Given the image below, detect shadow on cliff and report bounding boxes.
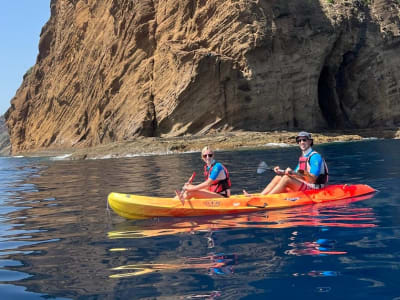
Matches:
[241,0,397,137]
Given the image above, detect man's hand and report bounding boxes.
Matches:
[274,166,285,175]
[284,167,293,175]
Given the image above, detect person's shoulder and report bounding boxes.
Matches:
[310,150,323,160]
[214,161,224,168]
[213,162,227,172]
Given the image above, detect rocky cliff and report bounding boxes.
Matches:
[0,115,10,155]
[5,0,400,154]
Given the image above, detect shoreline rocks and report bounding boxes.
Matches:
[13,128,400,160]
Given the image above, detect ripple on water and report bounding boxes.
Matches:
[0,140,399,299]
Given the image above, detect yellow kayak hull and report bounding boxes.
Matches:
[107,184,376,220]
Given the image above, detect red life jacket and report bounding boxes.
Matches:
[298,151,329,185]
[204,163,232,194]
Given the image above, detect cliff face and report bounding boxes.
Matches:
[0,115,10,155]
[5,0,400,154]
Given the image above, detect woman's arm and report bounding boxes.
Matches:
[184,178,213,191]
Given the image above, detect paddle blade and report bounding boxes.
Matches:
[257,161,269,174]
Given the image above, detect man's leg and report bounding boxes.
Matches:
[268,175,304,194]
[261,175,282,195]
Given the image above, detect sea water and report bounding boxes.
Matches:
[0,139,399,299]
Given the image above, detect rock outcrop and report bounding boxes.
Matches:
[0,115,10,155]
[5,0,400,154]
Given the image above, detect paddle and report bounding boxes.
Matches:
[245,162,305,203]
[257,161,302,176]
[257,161,282,174]
[243,162,282,198]
[176,172,196,205]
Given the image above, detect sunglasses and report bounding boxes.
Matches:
[297,138,308,143]
[202,153,213,158]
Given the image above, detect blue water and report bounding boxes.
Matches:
[0,139,400,299]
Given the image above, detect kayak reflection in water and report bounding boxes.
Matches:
[245,131,329,196]
[207,253,237,275]
[178,146,231,200]
[186,253,237,276]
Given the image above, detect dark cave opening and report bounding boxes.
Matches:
[318,51,356,129]
[318,66,338,128]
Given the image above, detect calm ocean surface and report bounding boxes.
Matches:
[0,139,400,299]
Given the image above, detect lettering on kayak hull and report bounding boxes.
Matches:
[204,200,221,207]
[285,197,300,201]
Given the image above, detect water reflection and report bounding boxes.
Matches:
[108,194,377,240]
[106,194,377,295]
[286,237,347,256]
[183,291,222,299]
[110,253,237,278]
[2,139,400,299]
[293,270,339,277]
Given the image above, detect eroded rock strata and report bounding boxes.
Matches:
[5,0,400,154]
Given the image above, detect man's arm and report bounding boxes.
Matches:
[304,154,323,183]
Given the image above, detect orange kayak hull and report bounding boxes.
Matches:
[107,184,376,220]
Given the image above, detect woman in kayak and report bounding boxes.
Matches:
[179,146,231,199]
[245,131,328,195]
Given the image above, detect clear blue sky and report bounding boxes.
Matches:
[0,1,50,116]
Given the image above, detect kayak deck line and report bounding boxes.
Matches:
[107,184,377,220]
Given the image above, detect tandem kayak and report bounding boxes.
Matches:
[107,184,376,220]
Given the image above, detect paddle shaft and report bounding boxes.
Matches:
[268,167,301,177]
[259,163,309,182]
[176,172,196,204]
[258,162,299,176]
[187,172,196,185]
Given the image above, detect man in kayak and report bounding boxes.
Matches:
[178,146,231,200]
[249,131,328,195]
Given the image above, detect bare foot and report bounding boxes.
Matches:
[243,190,252,197]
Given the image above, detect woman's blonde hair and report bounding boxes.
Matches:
[201,146,214,157]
